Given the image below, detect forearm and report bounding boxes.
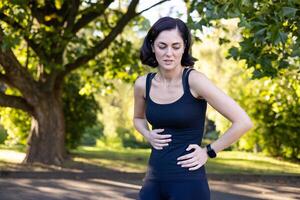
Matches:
[210,120,253,153]
[133,117,151,139]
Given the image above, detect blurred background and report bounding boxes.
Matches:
[0,0,299,199]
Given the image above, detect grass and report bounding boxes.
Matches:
[69,146,150,172]
[1,145,300,175]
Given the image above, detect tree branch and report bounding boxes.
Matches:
[72,0,114,34]
[0,12,47,61]
[63,0,81,32]
[136,0,170,15]
[0,73,13,87]
[0,92,33,114]
[0,29,38,97]
[0,74,14,87]
[0,12,24,30]
[60,0,139,79]
[29,0,61,27]
[57,0,169,82]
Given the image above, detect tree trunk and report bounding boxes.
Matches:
[23,91,66,165]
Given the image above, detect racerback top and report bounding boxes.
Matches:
[144,67,208,180]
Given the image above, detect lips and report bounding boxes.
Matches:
[163,60,173,63]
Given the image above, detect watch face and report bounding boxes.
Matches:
[208,150,217,158]
[207,144,217,158]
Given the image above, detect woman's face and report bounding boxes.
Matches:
[152,28,185,70]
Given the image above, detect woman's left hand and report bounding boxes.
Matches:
[177,144,208,171]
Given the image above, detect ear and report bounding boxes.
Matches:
[151,44,155,53]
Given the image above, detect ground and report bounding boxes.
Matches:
[0,166,299,200]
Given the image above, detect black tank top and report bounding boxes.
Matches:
[145,67,208,180]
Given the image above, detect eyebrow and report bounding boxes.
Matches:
[157,42,182,45]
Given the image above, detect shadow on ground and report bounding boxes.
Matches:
[1,157,300,200]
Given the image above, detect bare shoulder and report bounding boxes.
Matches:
[134,74,147,89]
[134,74,148,98]
[189,68,211,88]
[188,68,216,98]
[189,68,208,81]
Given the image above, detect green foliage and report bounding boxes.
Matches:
[116,127,150,148]
[78,17,148,96]
[80,123,104,146]
[0,125,7,144]
[0,72,101,149]
[0,108,30,146]
[242,70,300,159]
[193,19,300,160]
[63,73,100,150]
[188,0,300,78]
[69,147,300,175]
[96,79,149,149]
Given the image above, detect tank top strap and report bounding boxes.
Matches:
[145,72,156,100]
[182,67,194,93]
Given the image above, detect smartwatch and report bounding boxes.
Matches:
[206,144,217,158]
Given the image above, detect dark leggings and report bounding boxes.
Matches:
[138,179,210,200]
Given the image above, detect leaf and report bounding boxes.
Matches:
[291,49,300,57]
[279,60,289,69]
[278,31,288,43]
[219,37,230,45]
[228,47,239,59]
[255,27,266,36]
[252,69,263,79]
[238,17,251,28]
[281,7,298,18]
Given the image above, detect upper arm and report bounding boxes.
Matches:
[133,75,147,119]
[189,70,252,124]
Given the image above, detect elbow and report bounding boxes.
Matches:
[133,118,137,128]
[244,117,253,131]
[234,117,253,132]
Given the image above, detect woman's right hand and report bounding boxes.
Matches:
[145,129,172,150]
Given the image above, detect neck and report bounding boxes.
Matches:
[156,67,184,84]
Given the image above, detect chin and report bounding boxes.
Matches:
[159,64,180,71]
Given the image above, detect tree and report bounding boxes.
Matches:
[63,73,99,150]
[187,0,300,78]
[0,72,100,150]
[0,0,168,165]
[191,16,300,160]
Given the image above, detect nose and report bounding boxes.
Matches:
[166,47,173,56]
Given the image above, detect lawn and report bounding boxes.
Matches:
[0,145,300,175]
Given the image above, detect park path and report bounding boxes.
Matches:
[0,177,299,200]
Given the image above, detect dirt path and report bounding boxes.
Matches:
[1,177,299,200]
[1,160,299,200]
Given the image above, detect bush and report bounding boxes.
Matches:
[0,125,7,144]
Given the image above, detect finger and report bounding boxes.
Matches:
[177,157,197,165]
[154,138,172,144]
[186,144,199,151]
[177,152,195,161]
[153,128,165,133]
[181,161,199,168]
[189,163,203,171]
[154,142,169,147]
[153,146,163,150]
[156,134,172,139]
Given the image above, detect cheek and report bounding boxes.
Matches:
[174,50,184,58]
[154,49,165,58]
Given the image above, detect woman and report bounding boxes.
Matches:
[133,17,253,200]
